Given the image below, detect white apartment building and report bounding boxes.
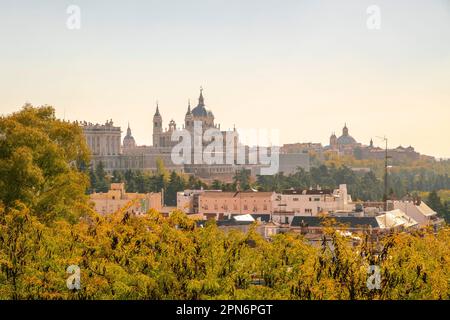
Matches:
[273,184,355,217]
[392,200,444,228]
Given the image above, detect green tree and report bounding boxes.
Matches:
[211,180,222,190]
[0,105,90,223]
[94,161,109,193]
[427,191,446,218]
[233,169,251,191]
[111,170,124,183]
[166,171,186,206]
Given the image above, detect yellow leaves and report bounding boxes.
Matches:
[375,230,450,299]
[1,198,450,299]
[0,105,91,224]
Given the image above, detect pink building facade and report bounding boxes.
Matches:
[198,191,276,219]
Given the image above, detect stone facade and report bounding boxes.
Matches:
[82,120,121,156]
[81,120,183,173]
[80,89,280,179]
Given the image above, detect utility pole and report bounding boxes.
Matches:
[384,137,388,212]
[377,136,389,216]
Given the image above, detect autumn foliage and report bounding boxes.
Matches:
[0,106,449,300]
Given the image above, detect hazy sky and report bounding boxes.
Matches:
[0,0,449,158]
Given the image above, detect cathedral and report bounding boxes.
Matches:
[80,88,310,181]
[328,124,362,155]
[81,88,240,181]
[151,88,222,150]
[325,124,420,161]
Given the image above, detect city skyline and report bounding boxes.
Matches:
[73,89,434,157]
[0,0,449,158]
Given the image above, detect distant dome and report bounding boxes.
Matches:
[336,123,357,145]
[123,135,136,148]
[123,124,136,148]
[192,104,209,117]
[192,88,214,118]
[337,135,356,145]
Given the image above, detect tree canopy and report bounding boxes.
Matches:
[0,105,90,223]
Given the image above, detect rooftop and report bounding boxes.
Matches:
[200,191,275,198]
[281,189,333,195]
[291,216,379,228]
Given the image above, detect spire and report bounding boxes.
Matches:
[126,122,132,137]
[186,99,191,115]
[343,123,349,136]
[198,86,204,106]
[154,101,160,117]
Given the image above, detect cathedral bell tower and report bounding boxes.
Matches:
[184,99,194,131]
[153,103,162,147]
[330,132,337,149]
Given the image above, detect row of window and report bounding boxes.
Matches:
[92,159,144,169]
[203,204,268,211]
[87,135,121,155]
[290,197,322,202]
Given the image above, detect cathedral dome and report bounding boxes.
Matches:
[192,104,208,117]
[123,124,136,148]
[336,123,357,145]
[192,87,213,118]
[337,135,356,145]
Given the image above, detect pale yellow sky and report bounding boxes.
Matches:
[0,0,449,158]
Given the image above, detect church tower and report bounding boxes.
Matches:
[153,103,162,147]
[330,132,337,149]
[184,99,194,131]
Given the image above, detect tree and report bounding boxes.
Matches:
[88,168,97,194]
[94,161,109,193]
[156,157,169,181]
[0,105,90,223]
[124,170,137,192]
[211,180,222,190]
[166,171,185,206]
[427,191,446,218]
[233,169,251,191]
[111,170,124,183]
